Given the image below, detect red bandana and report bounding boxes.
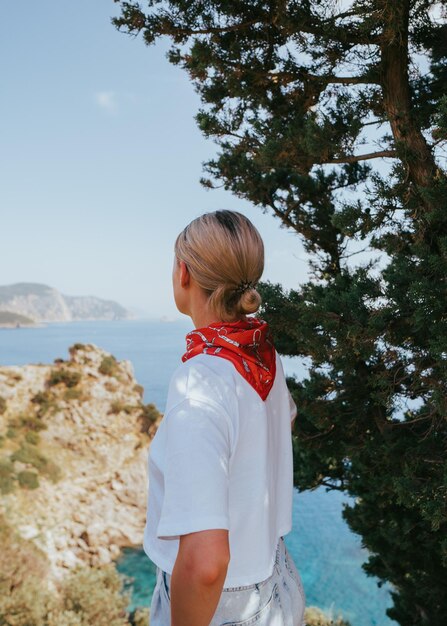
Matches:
[182,316,276,401]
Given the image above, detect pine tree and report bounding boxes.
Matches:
[113,2,447,624]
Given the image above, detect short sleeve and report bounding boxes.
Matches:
[157,397,232,539]
[288,388,297,422]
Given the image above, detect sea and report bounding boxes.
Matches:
[0,319,396,626]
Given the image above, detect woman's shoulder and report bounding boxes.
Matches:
[167,354,238,416]
[171,353,238,382]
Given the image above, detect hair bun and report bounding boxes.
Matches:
[238,286,261,315]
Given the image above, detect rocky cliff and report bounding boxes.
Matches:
[0,282,134,323]
[0,343,160,583]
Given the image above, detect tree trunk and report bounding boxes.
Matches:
[380,0,437,195]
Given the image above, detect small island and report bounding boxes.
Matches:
[0,311,39,329]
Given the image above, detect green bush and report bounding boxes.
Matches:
[55,564,131,626]
[99,355,120,377]
[69,343,87,354]
[31,390,52,404]
[0,458,16,494]
[11,442,48,470]
[17,470,39,489]
[0,514,50,625]
[109,401,135,415]
[0,396,7,415]
[22,414,48,431]
[0,576,49,625]
[25,430,41,444]
[129,607,150,626]
[133,384,144,397]
[0,435,4,448]
[10,443,62,483]
[48,369,81,388]
[6,427,17,439]
[9,414,48,432]
[31,390,59,417]
[137,403,161,435]
[40,458,62,483]
[63,387,83,401]
[304,606,351,626]
[0,515,133,626]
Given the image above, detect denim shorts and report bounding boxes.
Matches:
[149,536,306,625]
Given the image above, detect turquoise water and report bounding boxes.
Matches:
[0,319,395,626]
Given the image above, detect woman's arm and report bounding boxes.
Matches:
[170,528,231,626]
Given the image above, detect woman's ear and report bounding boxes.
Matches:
[179,260,190,288]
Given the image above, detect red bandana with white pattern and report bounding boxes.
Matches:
[182,316,276,401]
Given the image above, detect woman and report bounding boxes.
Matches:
[143,210,306,626]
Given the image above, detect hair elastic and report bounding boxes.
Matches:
[235,280,256,295]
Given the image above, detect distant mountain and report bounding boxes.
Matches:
[0,283,134,323]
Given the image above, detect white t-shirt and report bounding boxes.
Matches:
[143,349,297,587]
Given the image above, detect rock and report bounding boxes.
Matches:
[53,534,68,550]
[18,524,40,540]
[109,543,121,558]
[95,545,112,566]
[0,343,159,584]
[76,537,90,552]
[79,530,90,546]
[60,549,81,568]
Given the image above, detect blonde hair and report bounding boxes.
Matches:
[174,210,264,322]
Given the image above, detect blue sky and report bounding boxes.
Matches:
[1,0,308,319]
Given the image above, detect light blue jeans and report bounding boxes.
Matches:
[149,536,306,625]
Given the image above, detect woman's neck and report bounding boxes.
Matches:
[190,309,246,330]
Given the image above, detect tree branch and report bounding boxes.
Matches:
[289,17,380,46]
[326,150,396,164]
[148,12,378,46]
[270,71,380,86]
[320,479,346,491]
[163,18,260,37]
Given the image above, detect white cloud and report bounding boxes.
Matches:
[94,91,118,113]
[93,91,143,113]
